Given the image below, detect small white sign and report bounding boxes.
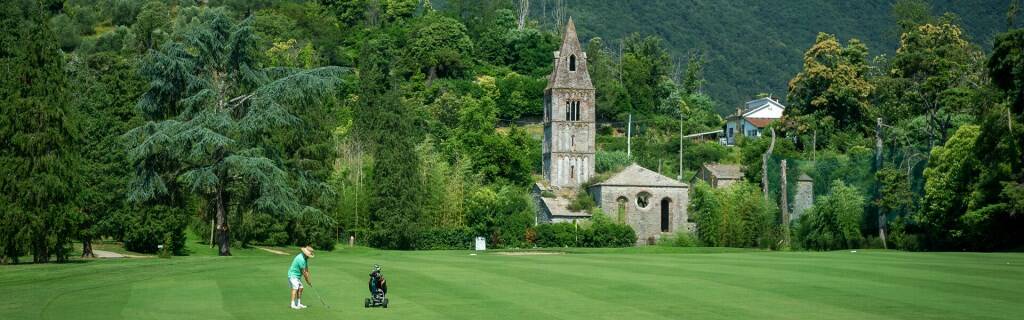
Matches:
[474,237,486,251]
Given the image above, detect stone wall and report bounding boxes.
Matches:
[793,180,813,220]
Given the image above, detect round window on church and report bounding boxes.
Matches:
[636,192,651,209]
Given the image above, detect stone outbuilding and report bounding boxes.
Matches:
[533,182,592,223]
[792,173,814,220]
[589,164,692,245]
[693,163,743,188]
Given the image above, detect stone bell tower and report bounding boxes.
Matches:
[542,17,595,188]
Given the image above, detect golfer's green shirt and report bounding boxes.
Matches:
[288,253,307,278]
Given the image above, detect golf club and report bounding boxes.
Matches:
[310,285,331,309]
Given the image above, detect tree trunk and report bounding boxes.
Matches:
[780,160,789,249]
[762,128,776,200]
[876,117,887,249]
[216,185,231,256]
[81,238,95,258]
[426,66,437,88]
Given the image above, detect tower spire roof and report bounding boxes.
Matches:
[546,16,593,90]
[564,17,577,42]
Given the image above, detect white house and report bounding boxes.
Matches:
[723,97,785,145]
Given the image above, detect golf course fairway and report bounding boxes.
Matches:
[2,246,1022,319]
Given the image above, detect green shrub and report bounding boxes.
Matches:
[888,217,921,251]
[797,180,866,250]
[289,216,337,251]
[466,186,535,248]
[123,205,187,255]
[596,150,631,173]
[236,211,280,247]
[417,226,474,249]
[346,228,370,246]
[533,223,576,247]
[689,181,720,246]
[690,181,778,248]
[567,191,596,212]
[534,211,636,248]
[269,231,290,247]
[658,230,698,247]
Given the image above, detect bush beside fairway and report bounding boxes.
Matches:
[1,247,1022,319]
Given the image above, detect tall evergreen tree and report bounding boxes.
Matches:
[354,33,427,249]
[68,52,145,258]
[0,0,81,263]
[124,7,348,256]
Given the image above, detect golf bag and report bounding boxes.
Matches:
[365,268,388,308]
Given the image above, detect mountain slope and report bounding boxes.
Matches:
[558,0,1005,112]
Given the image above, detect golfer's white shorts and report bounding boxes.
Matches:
[288,277,303,290]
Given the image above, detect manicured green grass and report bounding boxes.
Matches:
[2,247,1022,319]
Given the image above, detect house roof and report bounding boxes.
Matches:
[703,163,743,180]
[743,97,786,114]
[540,196,592,217]
[745,118,776,128]
[591,164,688,188]
[725,98,786,121]
[798,173,813,182]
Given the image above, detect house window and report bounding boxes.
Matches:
[727,127,733,137]
[569,54,576,71]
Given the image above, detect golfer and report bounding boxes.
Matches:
[287,246,315,310]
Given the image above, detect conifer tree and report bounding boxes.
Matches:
[0,0,81,263]
[356,34,425,249]
[124,7,348,256]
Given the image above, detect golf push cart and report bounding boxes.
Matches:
[364,264,388,308]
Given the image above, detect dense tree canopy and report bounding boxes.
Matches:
[2,0,1022,261]
[787,33,875,139]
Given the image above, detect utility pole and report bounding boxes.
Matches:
[876,117,888,249]
[679,113,684,180]
[811,128,817,161]
[627,113,632,158]
[780,159,790,248]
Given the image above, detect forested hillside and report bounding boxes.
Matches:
[548,0,1007,111]
[3,0,1023,264]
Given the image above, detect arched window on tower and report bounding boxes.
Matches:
[569,54,576,71]
[574,101,581,120]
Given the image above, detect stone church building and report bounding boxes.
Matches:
[535,18,692,245]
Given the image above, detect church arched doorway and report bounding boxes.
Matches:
[660,198,671,232]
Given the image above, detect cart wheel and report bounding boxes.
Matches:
[364,298,370,308]
[382,298,389,308]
